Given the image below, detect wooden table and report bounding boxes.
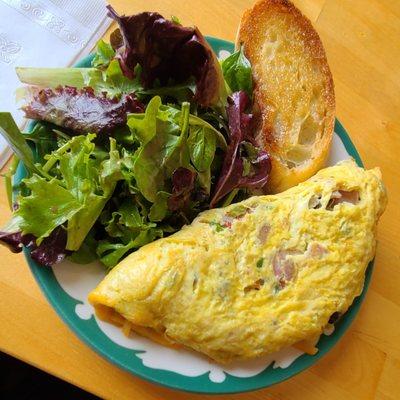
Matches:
[1,0,399,399]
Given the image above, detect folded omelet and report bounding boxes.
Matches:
[89,160,386,363]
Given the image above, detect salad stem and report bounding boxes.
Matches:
[4,155,19,210]
[180,102,191,138]
[178,102,191,165]
[222,188,239,207]
[42,141,71,173]
[109,137,117,152]
[53,129,71,141]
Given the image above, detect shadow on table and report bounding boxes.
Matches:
[0,352,99,399]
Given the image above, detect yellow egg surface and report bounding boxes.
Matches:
[89,160,387,364]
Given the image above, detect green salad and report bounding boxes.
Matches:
[0,6,271,268]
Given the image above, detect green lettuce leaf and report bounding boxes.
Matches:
[97,197,164,268]
[102,60,141,97]
[91,39,115,68]
[104,201,149,240]
[16,67,100,89]
[16,174,83,242]
[137,80,196,104]
[56,135,119,250]
[68,230,98,264]
[128,97,184,202]
[127,96,161,145]
[149,191,170,222]
[197,168,212,194]
[10,134,121,251]
[127,97,227,202]
[16,60,141,98]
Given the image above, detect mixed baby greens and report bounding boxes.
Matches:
[0,6,271,268]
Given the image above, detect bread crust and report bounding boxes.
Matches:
[237,0,335,193]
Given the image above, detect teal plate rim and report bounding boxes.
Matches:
[15,37,371,394]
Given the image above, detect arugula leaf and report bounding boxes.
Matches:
[97,228,161,268]
[187,125,216,172]
[92,39,115,68]
[117,200,147,228]
[0,112,39,174]
[221,47,253,97]
[116,203,144,229]
[104,201,148,241]
[97,198,163,269]
[97,240,135,268]
[133,132,180,202]
[188,114,227,151]
[164,101,191,171]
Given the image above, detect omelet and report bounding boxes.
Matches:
[89,160,387,364]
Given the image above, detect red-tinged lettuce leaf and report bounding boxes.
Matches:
[0,227,69,267]
[0,230,27,253]
[240,150,271,189]
[106,6,225,107]
[210,91,271,207]
[168,167,196,211]
[30,226,70,266]
[22,86,144,134]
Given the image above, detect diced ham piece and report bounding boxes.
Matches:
[307,243,328,258]
[258,224,271,244]
[244,278,265,293]
[273,250,298,288]
[222,215,233,228]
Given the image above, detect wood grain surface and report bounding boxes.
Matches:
[0,1,399,399]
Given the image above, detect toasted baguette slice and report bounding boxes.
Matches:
[237,0,335,193]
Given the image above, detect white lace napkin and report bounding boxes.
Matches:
[0,0,112,168]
